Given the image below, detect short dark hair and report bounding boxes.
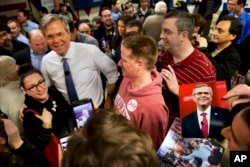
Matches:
[237,0,246,6]
[100,7,111,17]
[0,24,10,33]
[18,9,29,18]
[68,20,75,32]
[216,15,242,43]
[126,19,144,33]
[39,6,48,14]
[164,11,194,40]
[18,63,44,89]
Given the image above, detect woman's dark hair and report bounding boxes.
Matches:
[18,63,44,89]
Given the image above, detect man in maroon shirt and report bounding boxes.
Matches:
[159,11,216,131]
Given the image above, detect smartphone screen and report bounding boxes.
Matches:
[102,39,107,48]
[72,98,94,129]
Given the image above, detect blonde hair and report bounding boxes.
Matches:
[0,56,17,87]
[62,109,157,167]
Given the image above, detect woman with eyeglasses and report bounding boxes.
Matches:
[18,64,76,154]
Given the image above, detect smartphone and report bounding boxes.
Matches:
[71,98,94,129]
[102,38,107,48]
[60,136,70,152]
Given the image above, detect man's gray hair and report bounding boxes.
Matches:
[155,1,167,14]
[40,14,70,32]
[192,83,213,96]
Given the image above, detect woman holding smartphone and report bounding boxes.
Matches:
[18,64,76,151]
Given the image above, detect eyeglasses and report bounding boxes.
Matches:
[26,79,46,92]
[45,32,66,41]
[194,92,210,96]
[0,31,8,38]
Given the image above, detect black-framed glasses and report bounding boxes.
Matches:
[26,79,46,92]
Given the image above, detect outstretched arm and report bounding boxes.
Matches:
[2,118,51,167]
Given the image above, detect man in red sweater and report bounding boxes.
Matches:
[160,11,216,131]
[114,34,169,150]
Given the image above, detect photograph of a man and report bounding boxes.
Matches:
[181,83,229,139]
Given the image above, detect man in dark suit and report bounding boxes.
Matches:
[181,83,230,139]
[13,29,50,70]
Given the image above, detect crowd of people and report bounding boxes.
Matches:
[1,0,250,166]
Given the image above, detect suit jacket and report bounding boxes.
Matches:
[13,47,51,66]
[181,107,229,139]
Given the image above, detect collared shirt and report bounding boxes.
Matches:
[23,20,38,33]
[111,11,121,21]
[41,42,119,106]
[30,49,47,70]
[229,10,250,44]
[15,33,29,45]
[197,105,211,132]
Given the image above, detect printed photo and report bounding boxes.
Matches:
[179,81,230,139]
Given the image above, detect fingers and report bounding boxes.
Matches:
[231,98,250,108]
[223,84,249,100]
[161,66,177,83]
[35,108,52,125]
[2,119,23,149]
[19,104,27,122]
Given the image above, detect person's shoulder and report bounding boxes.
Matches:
[13,46,30,56]
[28,20,38,27]
[182,110,197,120]
[212,106,229,112]
[42,50,58,62]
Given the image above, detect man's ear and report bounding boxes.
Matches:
[230,34,237,41]
[137,59,144,71]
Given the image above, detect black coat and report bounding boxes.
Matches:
[181,107,230,140]
[12,47,51,66]
[0,39,28,56]
[23,87,75,150]
[201,42,241,90]
[0,142,50,167]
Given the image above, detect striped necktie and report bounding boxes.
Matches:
[201,112,209,138]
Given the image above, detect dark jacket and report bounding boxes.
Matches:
[94,22,116,52]
[181,106,230,140]
[201,42,241,90]
[12,47,51,66]
[0,142,50,167]
[236,34,250,75]
[0,39,28,56]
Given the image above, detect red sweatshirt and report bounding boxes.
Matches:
[114,69,169,150]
